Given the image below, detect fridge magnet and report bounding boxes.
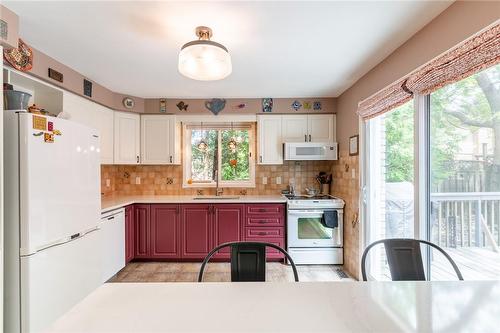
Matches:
[47,121,54,132]
[303,101,312,110]
[233,103,246,110]
[349,135,359,156]
[123,97,135,109]
[291,100,302,111]
[313,101,322,110]
[44,132,54,143]
[3,39,33,72]
[32,131,44,137]
[176,101,188,111]
[53,129,62,136]
[262,98,273,113]
[159,99,167,113]
[32,115,47,131]
[205,98,226,115]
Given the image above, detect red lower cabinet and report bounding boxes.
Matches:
[180,204,212,259]
[134,204,151,258]
[212,205,244,259]
[126,203,286,261]
[150,204,181,259]
[125,205,135,263]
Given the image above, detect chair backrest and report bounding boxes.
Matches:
[198,241,299,282]
[361,238,464,281]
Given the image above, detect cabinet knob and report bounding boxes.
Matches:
[170,156,173,163]
[136,156,140,163]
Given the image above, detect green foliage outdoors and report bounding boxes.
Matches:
[384,64,499,190]
[191,129,250,182]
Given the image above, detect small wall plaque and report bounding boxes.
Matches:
[83,79,92,98]
[159,99,167,113]
[48,68,63,83]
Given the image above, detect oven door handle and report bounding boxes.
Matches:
[288,210,326,215]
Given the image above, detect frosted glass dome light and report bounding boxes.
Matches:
[178,26,232,81]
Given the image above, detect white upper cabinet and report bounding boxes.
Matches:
[63,91,114,164]
[114,111,140,164]
[257,115,283,165]
[281,115,309,142]
[307,114,335,142]
[141,115,180,164]
[282,114,336,142]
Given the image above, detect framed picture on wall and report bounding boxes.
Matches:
[349,135,359,156]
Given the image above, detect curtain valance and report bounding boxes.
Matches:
[358,21,500,120]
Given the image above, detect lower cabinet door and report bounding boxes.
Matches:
[125,205,135,263]
[134,204,151,258]
[245,238,285,259]
[150,204,181,259]
[213,204,244,259]
[181,204,212,259]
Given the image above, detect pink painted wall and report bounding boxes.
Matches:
[335,0,500,153]
[0,5,18,49]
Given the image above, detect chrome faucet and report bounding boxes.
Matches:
[215,170,223,196]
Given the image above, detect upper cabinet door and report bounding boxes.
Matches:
[62,91,114,164]
[307,114,335,142]
[282,115,308,142]
[257,115,283,165]
[114,111,140,164]
[141,115,180,165]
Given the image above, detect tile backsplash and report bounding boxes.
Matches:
[101,161,335,197]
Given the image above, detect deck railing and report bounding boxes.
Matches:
[430,192,500,252]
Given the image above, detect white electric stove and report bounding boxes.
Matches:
[285,194,345,265]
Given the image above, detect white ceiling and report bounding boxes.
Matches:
[4,1,452,98]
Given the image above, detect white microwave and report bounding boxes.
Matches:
[284,142,338,161]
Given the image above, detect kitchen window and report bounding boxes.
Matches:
[183,123,255,188]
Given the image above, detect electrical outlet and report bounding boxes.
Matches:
[105,179,111,187]
[135,176,141,185]
[262,176,268,185]
[351,168,356,179]
[276,176,282,185]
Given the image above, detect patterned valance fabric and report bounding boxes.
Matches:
[358,21,500,120]
[357,78,412,120]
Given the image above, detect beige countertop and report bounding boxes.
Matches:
[101,194,287,212]
[47,280,500,333]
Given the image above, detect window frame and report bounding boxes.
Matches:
[182,123,256,188]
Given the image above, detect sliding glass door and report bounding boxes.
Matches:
[363,64,500,280]
[429,64,500,280]
[364,100,415,280]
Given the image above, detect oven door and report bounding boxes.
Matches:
[287,210,342,247]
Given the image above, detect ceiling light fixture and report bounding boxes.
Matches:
[178,26,232,81]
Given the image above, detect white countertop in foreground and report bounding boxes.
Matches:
[101,195,287,212]
[46,281,500,333]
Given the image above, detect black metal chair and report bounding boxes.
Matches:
[361,238,464,281]
[198,241,299,282]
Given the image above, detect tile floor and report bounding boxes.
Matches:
[110,262,353,283]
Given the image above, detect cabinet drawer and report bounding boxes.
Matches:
[245,237,285,259]
[246,204,284,216]
[245,216,284,227]
[245,227,284,239]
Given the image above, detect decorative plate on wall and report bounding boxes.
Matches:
[205,98,226,115]
[291,100,302,111]
[4,39,33,72]
[313,101,322,110]
[123,97,135,109]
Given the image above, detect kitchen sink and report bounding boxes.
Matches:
[193,196,240,200]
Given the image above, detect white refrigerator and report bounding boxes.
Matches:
[4,111,103,333]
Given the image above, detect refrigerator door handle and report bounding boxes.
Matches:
[20,227,100,256]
